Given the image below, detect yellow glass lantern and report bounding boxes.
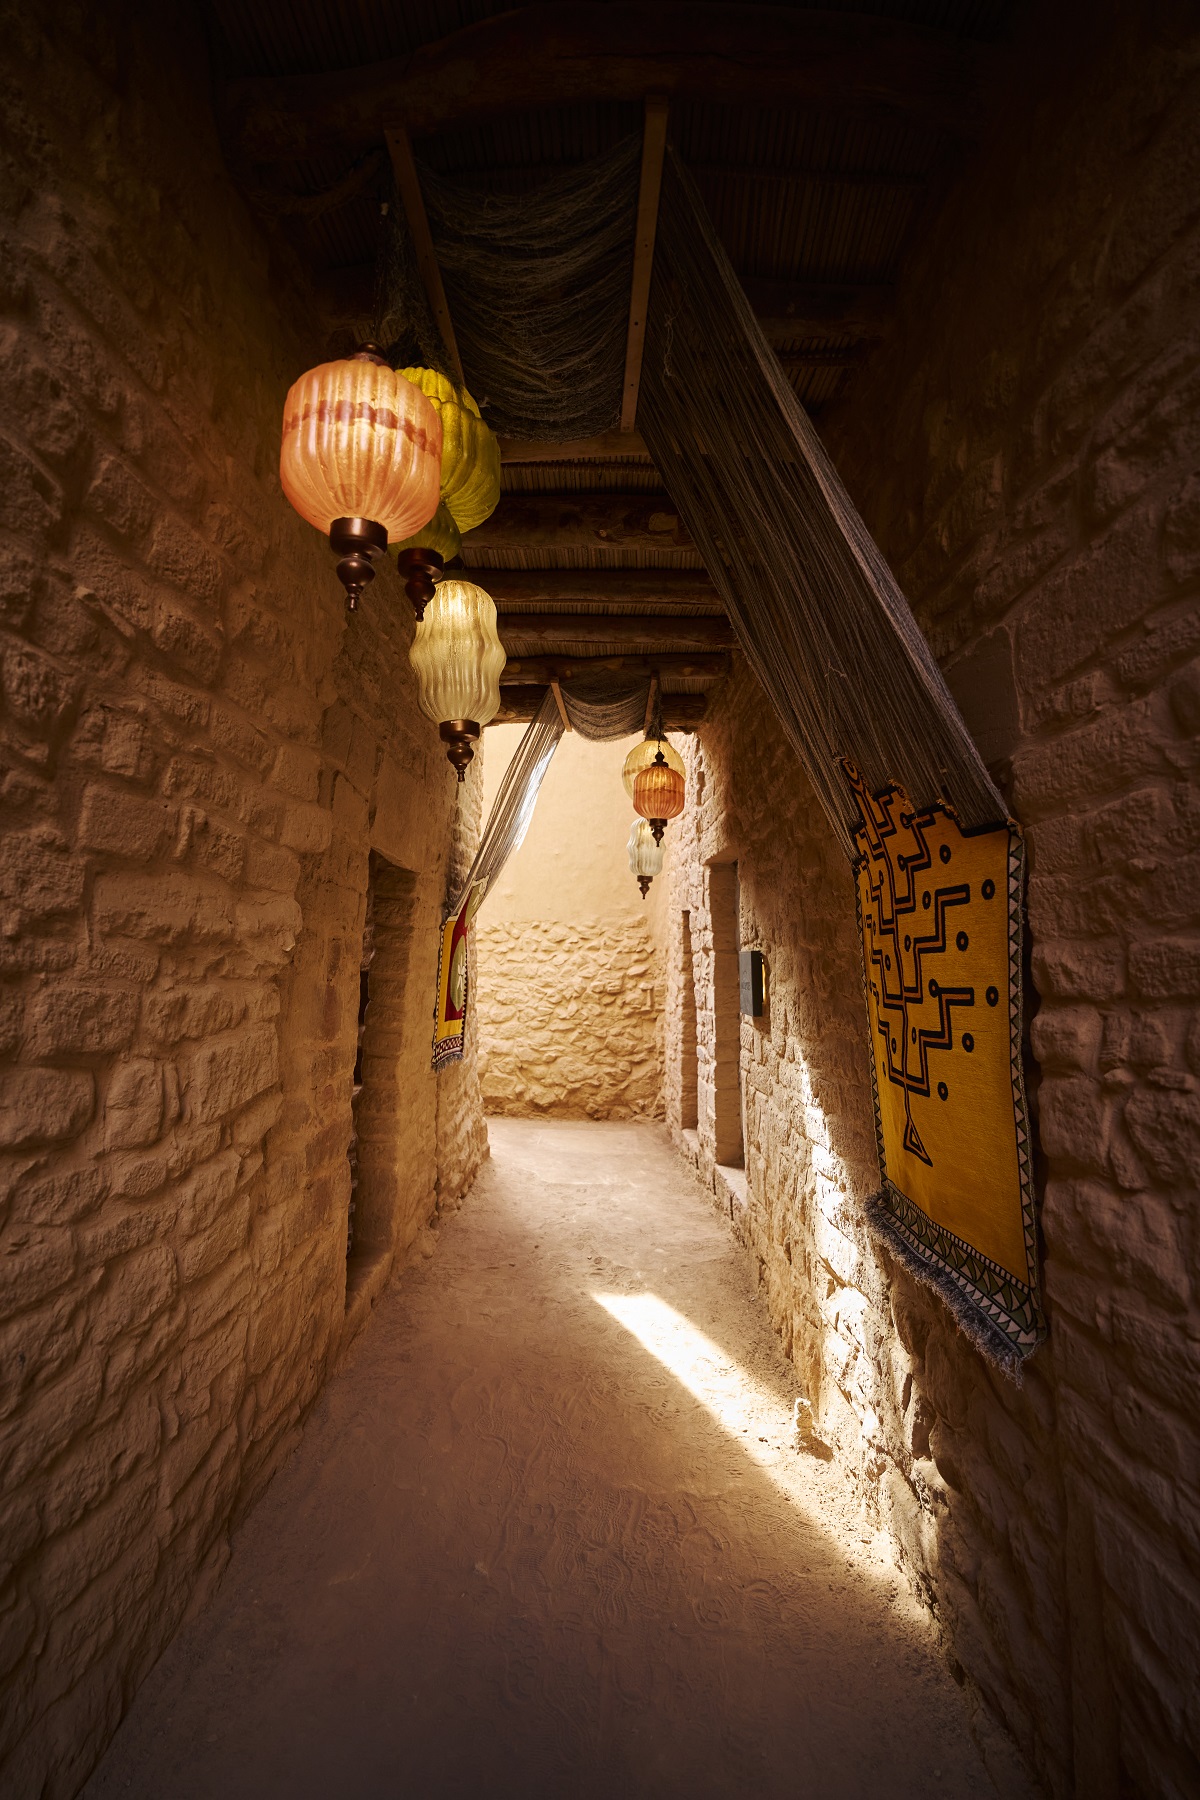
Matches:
[633,748,686,843]
[621,734,685,799]
[280,345,442,612]
[409,578,506,779]
[627,818,664,899]
[400,367,501,533]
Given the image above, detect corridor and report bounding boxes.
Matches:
[84,1123,1033,1800]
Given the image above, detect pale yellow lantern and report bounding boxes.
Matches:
[621,734,685,799]
[280,346,442,612]
[627,818,664,899]
[409,578,506,779]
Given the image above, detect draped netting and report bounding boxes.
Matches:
[559,671,649,741]
[452,682,663,913]
[418,139,640,439]
[639,148,1004,857]
[453,691,563,913]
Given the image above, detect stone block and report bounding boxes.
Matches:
[93,871,235,945]
[183,1025,278,1126]
[76,786,174,859]
[0,1068,93,1147]
[1,644,78,741]
[0,832,85,920]
[103,1061,165,1151]
[26,985,138,1056]
[1129,938,1200,999]
[1123,1084,1200,1186]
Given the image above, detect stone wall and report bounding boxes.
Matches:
[666,4,1200,1795]
[475,726,666,1120]
[0,5,485,1795]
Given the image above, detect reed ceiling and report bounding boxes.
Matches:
[203,0,1016,720]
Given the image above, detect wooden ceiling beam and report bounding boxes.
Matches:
[384,124,463,380]
[225,4,987,165]
[620,96,669,433]
[502,652,729,682]
[498,614,735,650]
[462,495,692,553]
[482,569,721,607]
[492,686,708,728]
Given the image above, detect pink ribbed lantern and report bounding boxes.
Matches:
[280,346,442,612]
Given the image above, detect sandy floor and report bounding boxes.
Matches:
[84,1120,1036,1800]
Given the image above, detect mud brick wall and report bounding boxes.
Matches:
[666,4,1200,1795]
[0,5,485,1795]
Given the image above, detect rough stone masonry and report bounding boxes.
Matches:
[667,4,1200,1796]
[0,5,486,1794]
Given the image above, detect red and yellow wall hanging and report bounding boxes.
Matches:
[432,881,485,1070]
[846,766,1043,1368]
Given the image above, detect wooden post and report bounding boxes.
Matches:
[384,123,464,382]
[620,97,669,433]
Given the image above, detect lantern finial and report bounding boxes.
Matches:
[330,516,388,611]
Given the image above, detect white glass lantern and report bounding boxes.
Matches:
[409,578,506,779]
[627,818,664,899]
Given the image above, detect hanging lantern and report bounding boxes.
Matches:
[409,578,506,780]
[400,367,501,532]
[633,748,686,844]
[280,345,442,613]
[627,819,664,900]
[621,733,685,799]
[392,502,462,620]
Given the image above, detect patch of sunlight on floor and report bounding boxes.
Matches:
[593,1290,903,1592]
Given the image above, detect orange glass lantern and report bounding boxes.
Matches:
[633,748,685,843]
[280,345,442,613]
[621,734,684,799]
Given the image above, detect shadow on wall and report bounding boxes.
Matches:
[474,727,669,1119]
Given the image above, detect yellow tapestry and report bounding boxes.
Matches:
[847,767,1042,1364]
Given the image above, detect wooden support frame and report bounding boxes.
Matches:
[384,124,464,382]
[549,676,572,731]
[621,96,669,433]
[644,673,659,734]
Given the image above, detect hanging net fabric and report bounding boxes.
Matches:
[418,139,640,440]
[640,148,1005,854]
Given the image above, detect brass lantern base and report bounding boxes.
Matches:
[650,818,667,844]
[396,546,444,620]
[439,719,481,782]
[330,516,387,613]
[637,876,652,899]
